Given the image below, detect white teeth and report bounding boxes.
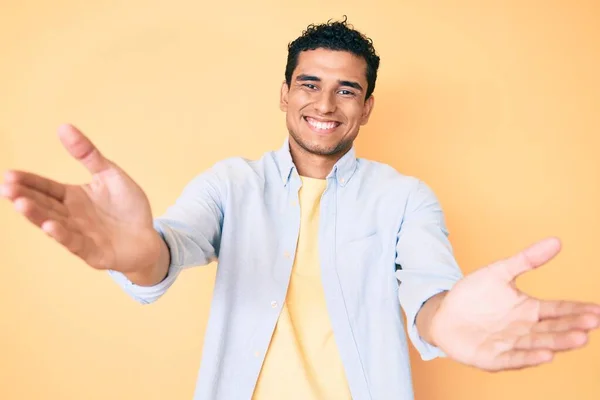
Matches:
[307,118,338,130]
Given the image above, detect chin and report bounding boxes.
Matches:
[293,134,350,157]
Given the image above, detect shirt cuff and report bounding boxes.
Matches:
[107,264,181,305]
[396,274,458,360]
[107,221,182,304]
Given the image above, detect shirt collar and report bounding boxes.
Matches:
[274,137,358,187]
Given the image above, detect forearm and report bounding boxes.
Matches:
[123,234,171,286]
[415,291,447,347]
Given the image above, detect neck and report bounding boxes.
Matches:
[288,137,350,179]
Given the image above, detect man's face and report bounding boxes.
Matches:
[280,48,375,157]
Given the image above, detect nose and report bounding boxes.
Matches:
[314,91,336,114]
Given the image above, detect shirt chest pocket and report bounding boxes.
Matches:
[335,231,398,303]
[336,232,382,277]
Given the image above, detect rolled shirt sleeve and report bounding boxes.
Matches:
[108,166,225,304]
[395,179,464,360]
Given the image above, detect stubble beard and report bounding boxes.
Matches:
[288,128,354,157]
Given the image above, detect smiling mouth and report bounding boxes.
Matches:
[303,116,341,133]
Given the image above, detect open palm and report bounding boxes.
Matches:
[430,238,600,371]
[1,124,161,273]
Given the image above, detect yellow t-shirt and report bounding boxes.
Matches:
[252,176,352,399]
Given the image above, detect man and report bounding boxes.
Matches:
[2,17,599,400]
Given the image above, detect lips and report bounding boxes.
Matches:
[304,116,341,133]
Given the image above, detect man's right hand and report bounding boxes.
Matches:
[1,124,168,285]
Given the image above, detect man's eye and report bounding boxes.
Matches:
[339,90,355,96]
[303,84,317,90]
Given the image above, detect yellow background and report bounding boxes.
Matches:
[1,1,599,399]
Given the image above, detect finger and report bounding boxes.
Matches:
[494,237,562,281]
[533,313,600,333]
[57,124,111,175]
[41,219,102,267]
[513,330,589,351]
[41,219,81,252]
[3,170,66,201]
[494,349,553,371]
[539,300,600,319]
[13,197,67,228]
[1,182,68,217]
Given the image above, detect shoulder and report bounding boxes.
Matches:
[354,158,422,191]
[184,149,286,199]
[207,150,279,182]
[354,157,443,206]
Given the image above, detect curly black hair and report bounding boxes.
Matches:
[285,16,380,100]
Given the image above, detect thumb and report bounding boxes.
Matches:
[495,237,562,281]
[57,124,111,174]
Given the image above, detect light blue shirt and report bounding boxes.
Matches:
[109,139,464,400]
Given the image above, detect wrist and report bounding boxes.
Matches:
[124,233,170,286]
[416,291,447,347]
[124,263,164,286]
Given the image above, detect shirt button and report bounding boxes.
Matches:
[340,177,345,183]
[283,251,291,258]
[271,301,278,308]
[254,351,260,357]
[290,200,297,207]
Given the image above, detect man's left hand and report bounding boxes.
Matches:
[429,237,600,371]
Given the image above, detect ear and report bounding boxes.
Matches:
[360,95,375,125]
[280,81,290,112]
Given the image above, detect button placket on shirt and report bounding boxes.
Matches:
[270,173,300,318]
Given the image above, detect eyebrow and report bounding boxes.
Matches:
[296,74,364,91]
